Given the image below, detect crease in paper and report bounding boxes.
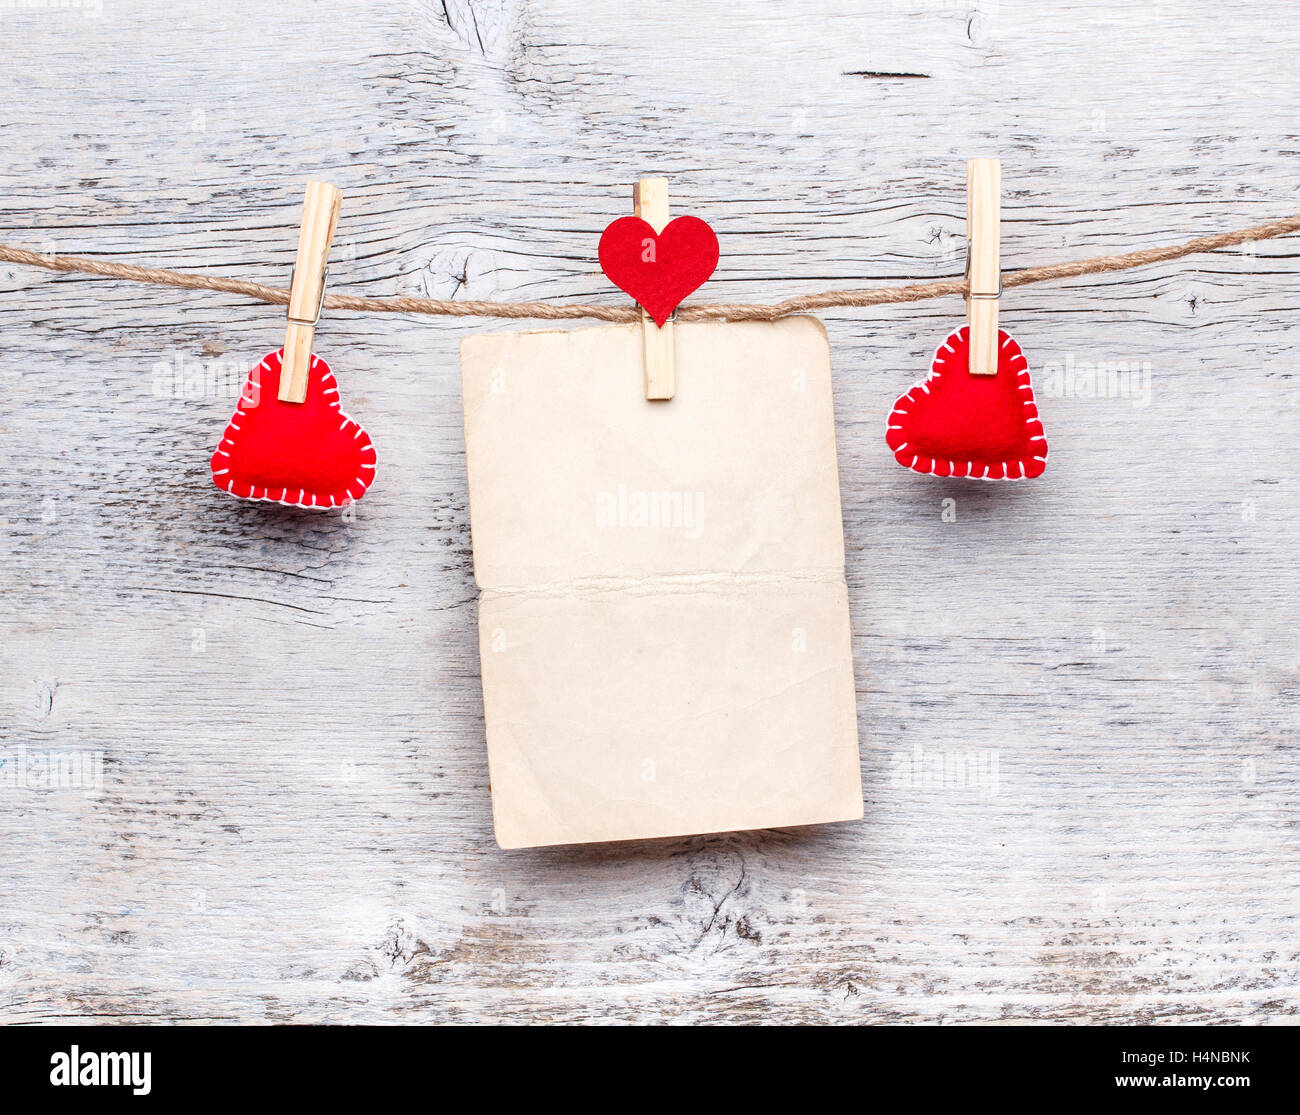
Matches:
[460,317,863,849]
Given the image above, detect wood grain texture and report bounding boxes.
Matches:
[633,176,675,398]
[965,157,1000,374]
[280,182,342,404]
[1,0,1298,1024]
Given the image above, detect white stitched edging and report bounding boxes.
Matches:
[209,349,378,510]
[884,324,1049,481]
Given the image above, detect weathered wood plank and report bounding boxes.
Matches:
[0,0,1297,1024]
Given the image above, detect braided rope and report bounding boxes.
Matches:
[2,213,1298,322]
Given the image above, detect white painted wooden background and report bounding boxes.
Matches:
[1,0,1297,1024]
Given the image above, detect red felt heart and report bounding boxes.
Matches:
[210,349,376,508]
[885,326,1048,480]
[598,215,719,325]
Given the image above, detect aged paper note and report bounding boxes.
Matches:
[460,317,861,848]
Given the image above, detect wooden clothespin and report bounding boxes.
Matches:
[279,181,342,403]
[634,177,675,400]
[965,158,1001,376]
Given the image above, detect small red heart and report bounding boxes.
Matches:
[885,326,1048,480]
[210,349,377,508]
[598,215,719,325]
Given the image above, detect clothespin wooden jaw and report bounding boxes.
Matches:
[279,181,342,403]
[965,158,1001,376]
[634,177,675,401]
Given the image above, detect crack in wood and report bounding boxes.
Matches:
[844,70,931,79]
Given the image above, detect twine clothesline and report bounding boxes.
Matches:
[1,213,1299,323]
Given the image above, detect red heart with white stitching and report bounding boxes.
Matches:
[598,215,719,325]
[885,325,1048,480]
[210,349,376,508]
